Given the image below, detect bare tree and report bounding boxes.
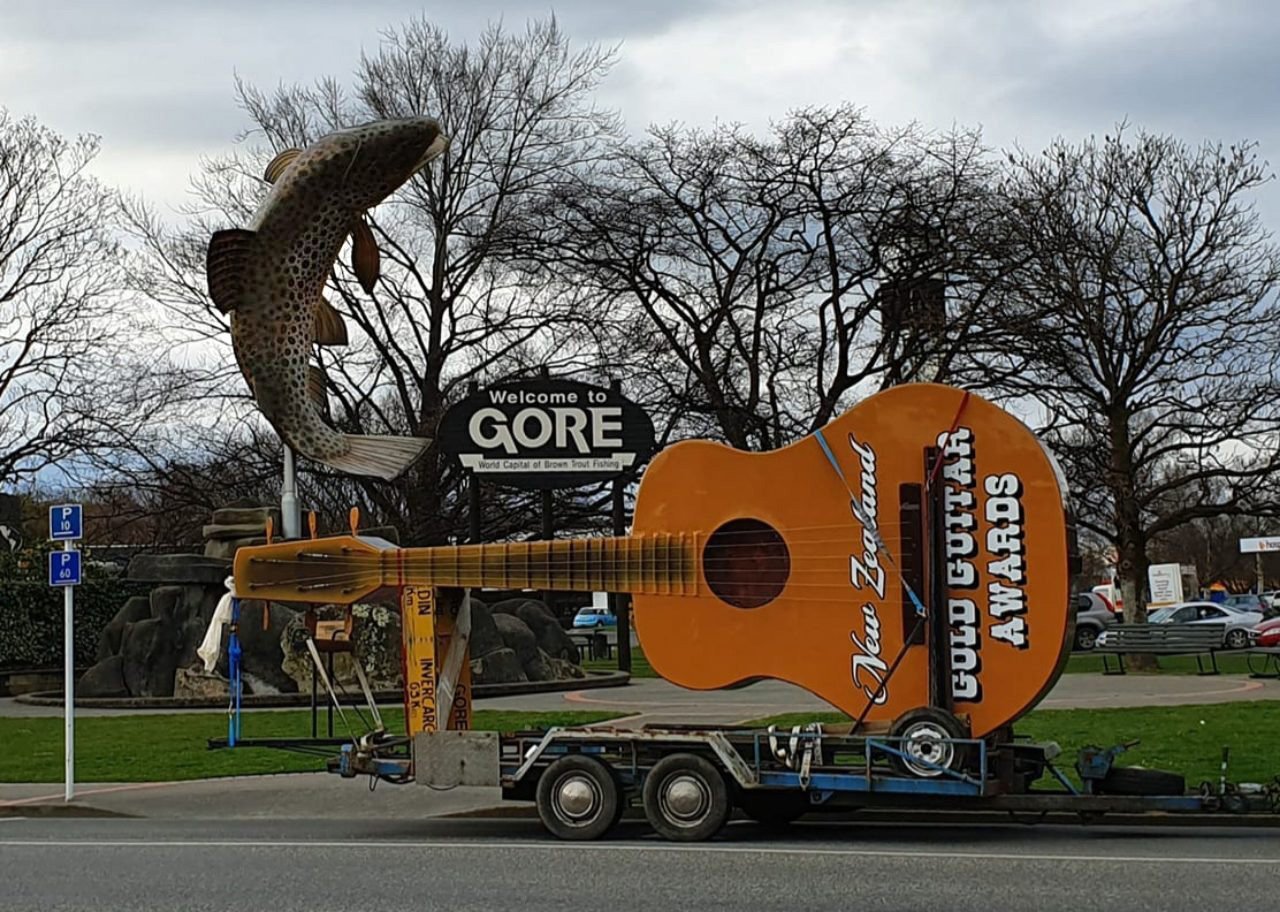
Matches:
[0,110,167,489]
[986,128,1280,629]
[123,17,621,544]
[529,107,1004,451]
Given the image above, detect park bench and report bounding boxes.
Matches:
[567,630,612,662]
[1093,623,1227,675]
[1246,647,1280,679]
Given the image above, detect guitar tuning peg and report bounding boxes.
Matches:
[265,516,274,546]
[348,506,360,536]
[308,511,318,540]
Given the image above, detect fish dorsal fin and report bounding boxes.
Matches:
[206,229,257,314]
[263,148,302,184]
[350,216,381,294]
[307,364,331,419]
[313,296,349,347]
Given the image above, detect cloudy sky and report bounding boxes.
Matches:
[3,0,1280,218]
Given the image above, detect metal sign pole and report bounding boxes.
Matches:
[49,503,83,804]
[63,538,74,802]
[282,444,301,540]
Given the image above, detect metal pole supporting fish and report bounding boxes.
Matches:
[281,444,300,540]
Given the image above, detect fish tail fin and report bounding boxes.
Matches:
[324,434,431,481]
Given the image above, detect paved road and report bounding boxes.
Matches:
[0,817,1275,911]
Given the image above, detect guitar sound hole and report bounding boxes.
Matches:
[702,518,790,609]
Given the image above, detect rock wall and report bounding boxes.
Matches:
[77,505,586,698]
[78,552,299,699]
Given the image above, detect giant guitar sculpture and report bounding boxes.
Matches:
[235,383,1072,738]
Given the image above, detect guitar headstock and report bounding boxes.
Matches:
[232,534,391,605]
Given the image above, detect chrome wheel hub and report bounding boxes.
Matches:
[661,774,710,823]
[900,722,955,778]
[554,774,600,822]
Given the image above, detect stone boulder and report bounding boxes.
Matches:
[492,613,539,666]
[470,647,526,684]
[467,598,503,660]
[126,553,231,585]
[350,602,402,690]
[547,656,587,680]
[174,666,229,700]
[491,598,578,662]
[96,596,152,663]
[215,601,298,694]
[78,655,128,698]
[121,617,179,697]
[280,603,403,693]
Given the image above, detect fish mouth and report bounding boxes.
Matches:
[412,134,449,173]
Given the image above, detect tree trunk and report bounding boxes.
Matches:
[1110,406,1158,670]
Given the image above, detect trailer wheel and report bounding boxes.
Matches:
[535,755,620,841]
[643,753,731,842]
[1097,766,1186,796]
[738,791,808,829]
[888,708,970,778]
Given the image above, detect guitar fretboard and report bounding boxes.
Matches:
[387,533,699,595]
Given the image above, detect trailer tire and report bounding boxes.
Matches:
[888,708,971,778]
[1097,766,1186,796]
[536,755,620,841]
[643,753,731,842]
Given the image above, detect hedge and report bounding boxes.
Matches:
[0,545,151,670]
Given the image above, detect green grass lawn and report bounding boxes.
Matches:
[0,708,619,784]
[585,645,1256,679]
[747,701,1280,786]
[584,644,657,678]
[1063,651,1261,674]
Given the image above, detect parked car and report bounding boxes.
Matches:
[1072,592,1117,650]
[572,606,617,629]
[1250,616,1280,648]
[1221,593,1276,618]
[1144,601,1261,649]
[1261,590,1280,612]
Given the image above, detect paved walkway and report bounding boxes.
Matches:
[0,774,504,818]
[4,670,1278,724]
[4,672,1277,819]
[479,672,1280,727]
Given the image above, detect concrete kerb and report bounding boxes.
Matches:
[14,669,630,710]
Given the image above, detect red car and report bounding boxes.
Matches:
[1251,616,1280,647]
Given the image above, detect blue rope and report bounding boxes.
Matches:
[228,597,242,747]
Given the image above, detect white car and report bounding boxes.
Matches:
[1096,601,1262,650]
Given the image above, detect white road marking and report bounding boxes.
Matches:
[0,839,1275,865]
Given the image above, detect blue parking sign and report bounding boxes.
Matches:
[49,504,83,541]
[49,550,81,586]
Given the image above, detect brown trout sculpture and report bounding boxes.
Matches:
[206,117,447,480]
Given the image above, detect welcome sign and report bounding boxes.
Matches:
[437,379,657,490]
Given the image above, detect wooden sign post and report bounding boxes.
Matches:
[401,586,471,739]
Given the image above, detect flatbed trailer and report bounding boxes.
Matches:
[315,721,1280,841]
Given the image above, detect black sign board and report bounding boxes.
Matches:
[437,380,657,490]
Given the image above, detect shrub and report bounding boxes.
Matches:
[0,543,149,670]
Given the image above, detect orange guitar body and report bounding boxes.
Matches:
[630,383,1072,737]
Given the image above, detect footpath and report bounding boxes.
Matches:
[3,673,1278,819]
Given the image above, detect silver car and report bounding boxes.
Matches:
[1072,592,1117,650]
[1147,601,1261,650]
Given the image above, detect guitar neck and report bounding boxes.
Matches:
[388,534,698,595]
